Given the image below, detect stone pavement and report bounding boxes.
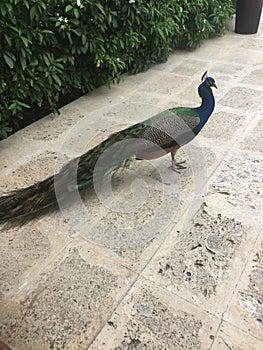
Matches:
[0,18,263,350]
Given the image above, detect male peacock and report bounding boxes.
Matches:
[0,72,217,223]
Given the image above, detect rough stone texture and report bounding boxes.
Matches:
[238,242,263,326]
[222,232,263,341]
[0,226,50,298]
[242,67,263,87]
[0,252,123,350]
[21,112,86,141]
[220,46,263,66]
[114,291,203,350]
[1,16,263,350]
[141,72,190,96]
[200,111,244,141]
[209,152,263,213]
[221,86,263,112]
[210,62,246,77]
[89,279,219,350]
[79,160,181,248]
[157,204,245,298]
[0,151,58,192]
[172,58,209,76]
[240,116,263,152]
[211,321,263,350]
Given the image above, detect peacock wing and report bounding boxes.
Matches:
[139,107,200,150]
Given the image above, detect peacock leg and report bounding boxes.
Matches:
[170,149,186,172]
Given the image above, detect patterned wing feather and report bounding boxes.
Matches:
[138,107,200,150]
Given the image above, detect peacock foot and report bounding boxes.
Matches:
[169,160,187,173]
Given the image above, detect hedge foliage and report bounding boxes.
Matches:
[0,0,234,139]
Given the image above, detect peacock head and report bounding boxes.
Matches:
[201,71,217,89]
[198,71,217,98]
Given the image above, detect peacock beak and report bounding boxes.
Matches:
[213,83,218,89]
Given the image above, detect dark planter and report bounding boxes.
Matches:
[235,0,263,34]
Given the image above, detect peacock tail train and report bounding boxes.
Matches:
[0,125,143,224]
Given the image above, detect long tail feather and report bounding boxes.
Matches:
[0,176,56,223]
[0,128,138,224]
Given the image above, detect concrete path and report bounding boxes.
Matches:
[0,18,263,350]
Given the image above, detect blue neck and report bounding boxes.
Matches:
[194,82,215,134]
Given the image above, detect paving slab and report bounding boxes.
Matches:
[211,321,263,350]
[0,238,136,350]
[89,278,220,350]
[142,202,259,317]
[224,233,263,340]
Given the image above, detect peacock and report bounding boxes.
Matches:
[0,72,217,223]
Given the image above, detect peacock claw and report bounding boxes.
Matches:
[169,165,181,173]
[170,160,187,173]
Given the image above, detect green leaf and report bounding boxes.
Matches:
[81,33,87,45]
[40,2,47,10]
[43,54,50,66]
[17,101,30,108]
[21,36,29,47]
[82,42,89,53]
[3,54,14,68]
[23,0,29,10]
[55,63,64,69]
[156,27,165,41]
[9,25,20,34]
[30,7,36,21]
[119,39,124,49]
[73,8,80,18]
[66,32,73,45]
[71,29,81,37]
[42,30,54,35]
[4,34,12,46]
[65,5,73,12]
[53,74,62,86]
[0,5,7,16]
[39,33,43,43]
[8,102,17,110]
[7,51,16,61]
[0,125,12,139]
[20,56,26,70]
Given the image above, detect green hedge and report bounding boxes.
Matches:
[0,0,234,139]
